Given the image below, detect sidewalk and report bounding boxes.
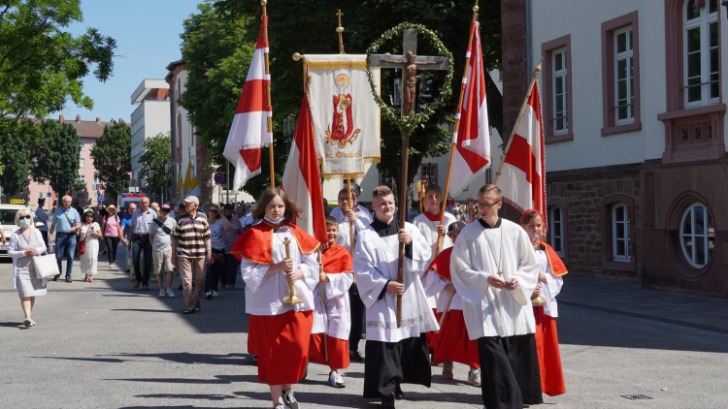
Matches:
[558,275,728,334]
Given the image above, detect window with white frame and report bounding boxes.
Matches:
[552,48,568,135]
[614,26,634,123]
[683,0,719,106]
[79,141,84,151]
[549,206,565,255]
[611,204,631,261]
[680,203,715,268]
[79,158,85,168]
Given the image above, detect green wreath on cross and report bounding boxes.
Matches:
[366,22,454,135]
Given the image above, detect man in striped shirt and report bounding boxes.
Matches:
[172,196,212,314]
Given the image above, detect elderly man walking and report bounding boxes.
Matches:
[172,196,211,314]
[49,195,81,283]
[129,197,157,289]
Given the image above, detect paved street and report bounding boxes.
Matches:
[1,248,727,409]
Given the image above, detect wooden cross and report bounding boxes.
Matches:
[368,27,450,327]
[336,9,345,54]
[369,29,449,117]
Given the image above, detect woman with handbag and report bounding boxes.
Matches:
[7,208,47,328]
[80,210,103,283]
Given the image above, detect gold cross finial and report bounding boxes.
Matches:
[336,9,345,54]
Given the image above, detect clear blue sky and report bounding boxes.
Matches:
[59,1,203,122]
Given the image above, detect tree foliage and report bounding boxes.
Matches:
[31,120,83,198]
[182,0,501,197]
[0,119,41,195]
[90,123,131,200]
[0,0,117,119]
[139,133,172,202]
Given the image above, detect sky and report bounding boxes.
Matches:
[59,1,203,123]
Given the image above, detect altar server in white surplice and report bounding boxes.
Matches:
[354,185,438,409]
[450,184,542,409]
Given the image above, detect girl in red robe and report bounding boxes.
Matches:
[232,187,320,409]
[521,209,567,397]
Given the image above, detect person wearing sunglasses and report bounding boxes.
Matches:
[8,208,47,328]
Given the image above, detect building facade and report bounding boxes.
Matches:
[531,0,727,297]
[130,79,171,195]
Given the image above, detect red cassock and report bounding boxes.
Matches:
[232,220,320,385]
[308,243,353,370]
[535,243,567,396]
[428,247,480,368]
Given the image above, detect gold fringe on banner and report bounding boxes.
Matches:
[304,60,367,70]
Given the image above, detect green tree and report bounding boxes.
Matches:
[0,119,41,196]
[183,0,501,198]
[139,133,172,203]
[90,123,131,201]
[0,0,117,119]
[31,120,83,199]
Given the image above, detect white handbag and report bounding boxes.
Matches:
[33,253,60,279]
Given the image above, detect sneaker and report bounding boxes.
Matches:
[326,371,345,388]
[212,290,219,297]
[282,389,299,409]
[158,289,166,298]
[205,290,212,300]
[166,288,175,298]
[442,361,454,379]
[274,404,285,409]
[468,368,481,387]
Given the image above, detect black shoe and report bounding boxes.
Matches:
[183,308,194,314]
[52,274,61,282]
[194,304,201,312]
[64,277,72,283]
[349,351,364,363]
[381,394,396,409]
[394,385,404,400]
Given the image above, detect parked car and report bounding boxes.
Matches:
[0,204,28,258]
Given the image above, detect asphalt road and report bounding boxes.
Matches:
[1,250,727,409]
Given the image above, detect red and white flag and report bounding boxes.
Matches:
[281,94,328,243]
[223,15,272,191]
[448,20,491,197]
[497,80,546,215]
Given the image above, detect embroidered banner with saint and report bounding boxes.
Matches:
[304,54,381,176]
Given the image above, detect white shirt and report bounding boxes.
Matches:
[535,248,564,318]
[330,204,373,225]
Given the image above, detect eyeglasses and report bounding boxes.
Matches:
[476,200,501,208]
[86,215,94,218]
[19,215,32,220]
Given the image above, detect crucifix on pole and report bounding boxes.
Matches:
[368,27,450,327]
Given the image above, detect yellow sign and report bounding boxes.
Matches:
[9,198,25,204]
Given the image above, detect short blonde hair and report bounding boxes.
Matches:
[372,185,393,199]
[478,184,502,201]
[14,208,33,227]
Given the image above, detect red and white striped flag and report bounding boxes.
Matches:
[448,20,491,197]
[281,94,328,243]
[497,80,546,215]
[223,15,272,191]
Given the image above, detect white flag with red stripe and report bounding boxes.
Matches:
[223,15,272,191]
[448,20,491,197]
[497,80,546,215]
[281,94,328,243]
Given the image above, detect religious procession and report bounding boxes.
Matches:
[217,2,565,409]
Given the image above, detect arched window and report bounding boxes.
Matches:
[679,203,715,268]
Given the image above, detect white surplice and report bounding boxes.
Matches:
[311,272,354,340]
[353,222,439,343]
[450,218,539,339]
[241,226,319,316]
[413,211,457,308]
[534,249,564,318]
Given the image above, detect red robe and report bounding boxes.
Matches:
[234,220,319,385]
[309,243,353,370]
[428,247,480,367]
[534,242,567,396]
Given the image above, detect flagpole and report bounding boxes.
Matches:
[493,59,543,183]
[434,2,480,257]
[262,0,275,188]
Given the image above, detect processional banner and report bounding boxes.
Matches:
[304,54,381,176]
